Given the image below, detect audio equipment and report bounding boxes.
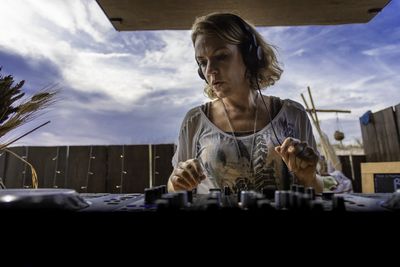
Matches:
[1,185,398,213]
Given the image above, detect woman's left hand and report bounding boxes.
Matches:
[274,137,319,187]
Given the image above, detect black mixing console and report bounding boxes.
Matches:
[0,185,399,213]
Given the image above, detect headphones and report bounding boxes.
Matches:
[197,14,266,82]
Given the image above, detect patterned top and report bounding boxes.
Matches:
[172,97,317,194]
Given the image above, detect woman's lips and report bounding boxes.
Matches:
[212,81,224,89]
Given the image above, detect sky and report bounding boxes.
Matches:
[0,0,399,147]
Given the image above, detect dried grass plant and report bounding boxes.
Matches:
[0,67,58,189]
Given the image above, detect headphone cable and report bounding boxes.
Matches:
[255,78,282,146]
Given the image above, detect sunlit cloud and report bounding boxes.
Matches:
[0,0,399,146]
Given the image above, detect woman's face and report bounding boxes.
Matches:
[194,34,249,98]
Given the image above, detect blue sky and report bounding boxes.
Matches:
[0,0,399,147]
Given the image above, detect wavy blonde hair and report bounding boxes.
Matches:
[191,12,283,100]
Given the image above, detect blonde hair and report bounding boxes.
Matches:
[191,12,283,99]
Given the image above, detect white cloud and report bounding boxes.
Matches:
[362,44,400,57]
[1,0,399,147]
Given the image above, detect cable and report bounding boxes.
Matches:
[255,79,282,146]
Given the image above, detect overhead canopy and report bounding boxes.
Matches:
[95,0,391,31]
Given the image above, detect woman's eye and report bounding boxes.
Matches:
[198,61,207,67]
[215,54,227,60]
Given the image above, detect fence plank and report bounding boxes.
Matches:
[107,145,124,193]
[25,146,58,188]
[382,107,400,161]
[360,116,380,162]
[53,146,68,189]
[107,145,150,193]
[395,103,400,149]
[65,146,108,193]
[66,146,91,193]
[86,146,107,193]
[0,144,175,192]
[4,147,27,188]
[375,107,400,161]
[123,145,149,193]
[338,155,352,179]
[0,150,7,185]
[152,144,175,186]
[351,155,366,193]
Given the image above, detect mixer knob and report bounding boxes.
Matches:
[209,188,221,193]
[144,188,156,205]
[298,193,311,211]
[322,191,334,200]
[332,195,346,212]
[274,190,290,210]
[155,199,170,211]
[186,190,193,203]
[175,191,188,208]
[306,187,315,200]
[207,191,221,206]
[289,192,300,210]
[158,185,167,195]
[290,184,298,192]
[156,192,188,210]
[261,185,276,200]
[241,191,259,209]
[237,190,242,202]
[296,185,305,194]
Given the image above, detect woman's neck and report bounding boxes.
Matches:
[220,90,259,114]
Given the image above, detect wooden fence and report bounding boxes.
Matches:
[0,144,175,193]
[338,154,366,193]
[0,144,367,193]
[360,103,400,162]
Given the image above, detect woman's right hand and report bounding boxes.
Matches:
[169,159,206,191]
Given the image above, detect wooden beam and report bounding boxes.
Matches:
[96,0,391,31]
[306,109,351,113]
[307,86,321,130]
[361,162,400,193]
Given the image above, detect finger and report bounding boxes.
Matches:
[175,165,198,188]
[281,137,299,154]
[297,145,319,164]
[299,159,309,169]
[191,159,204,177]
[279,138,292,154]
[172,175,192,190]
[278,147,290,166]
[304,146,319,164]
[172,178,188,191]
[183,161,198,180]
[294,142,307,157]
[187,160,203,182]
[288,152,299,172]
[189,159,206,182]
[285,145,297,162]
[288,145,296,154]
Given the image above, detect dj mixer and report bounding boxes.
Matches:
[0,185,399,213]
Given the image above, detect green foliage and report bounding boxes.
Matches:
[0,67,57,143]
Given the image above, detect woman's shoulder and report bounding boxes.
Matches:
[281,98,307,113]
[180,103,207,127]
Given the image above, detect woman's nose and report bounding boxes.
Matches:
[205,60,218,77]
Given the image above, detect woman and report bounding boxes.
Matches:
[168,12,323,194]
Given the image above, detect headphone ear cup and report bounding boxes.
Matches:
[256,46,266,68]
[198,67,206,80]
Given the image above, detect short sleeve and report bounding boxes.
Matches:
[171,107,201,168]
